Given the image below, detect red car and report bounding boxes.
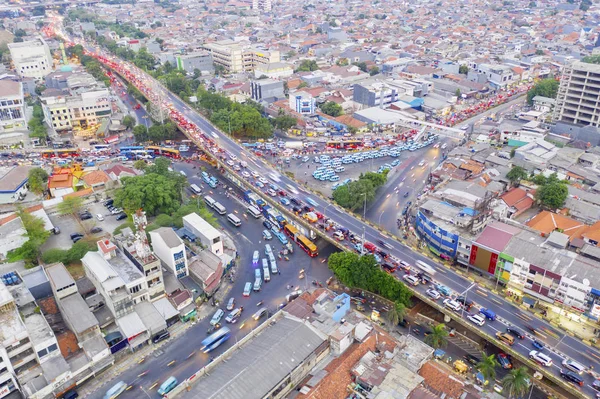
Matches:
[363,242,376,253]
[315,212,324,219]
[278,190,287,196]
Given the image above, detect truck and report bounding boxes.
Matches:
[284,141,304,150]
[244,190,266,209]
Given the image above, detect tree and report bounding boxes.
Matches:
[506,166,528,186]
[27,168,49,195]
[455,89,462,98]
[133,159,147,171]
[273,115,297,130]
[535,49,544,55]
[424,324,448,349]
[214,63,227,76]
[369,66,380,76]
[57,196,86,231]
[537,182,568,209]
[477,354,500,382]
[114,171,186,216]
[459,65,469,74]
[122,115,136,130]
[297,81,309,89]
[7,208,51,266]
[583,55,600,64]
[296,59,319,72]
[502,367,530,398]
[132,124,148,142]
[321,101,343,117]
[386,306,400,326]
[526,78,559,105]
[333,172,387,212]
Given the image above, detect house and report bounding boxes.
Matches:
[81,170,111,190]
[104,164,138,181]
[500,187,534,218]
[0,165,34,204]
[187,249,224,296]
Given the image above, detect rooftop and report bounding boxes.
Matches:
[46,262,75,291]
[58,292,98,334]
[183,316,327,399]
[475,221,521,252]
[0,166,33,193]
[0,80,22,98]
[151,227,183,249]
[183,212,222,240]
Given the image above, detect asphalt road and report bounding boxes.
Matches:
[159,91,600,396]
[87,163,334,399]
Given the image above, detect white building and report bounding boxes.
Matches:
[202,40,280,73]
[254,62,293,79]
[252,0,272,11]
[41,88,111,134]
[182,213,223,256]
[7,38,53,80]
[150,227,189,279]
[0,80,26,135]
[289,91,316,115]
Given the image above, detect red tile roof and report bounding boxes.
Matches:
[418,361,464,398]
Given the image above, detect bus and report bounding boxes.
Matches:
[94,144,111,151]
[146,146,181,159]
[119,146,145,153]
[297,235,318,257]
[227,213,241,227]
[41,149,79,159]
[283,223,299,239]
[326,140,363,150]
[190,184,202,194]
[415,260,437,276]
[201,327,231,353]
[247,205,261,218]
[104,135,119,145]
[103,381,127,399]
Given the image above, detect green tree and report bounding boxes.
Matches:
[296,59,319,72]
[27,168,49,195]
[424,324,449,349]
[537,182,568,209]
[132,124,148,142]
[387,302,406,325]
[146,157,171,175]
[455,89,462,98]
[352,61,367,72]
[133,159,147,170]
[333,172,387,212]
[320,101,343,117]
[583,55,600,64]
[114,170,186,216]
[526,78,559,105]
[214,63,227,76]
[57,196,86,231]
[535,49,544,55]
[501,367,530,398]
[459,65,469,74]
[369,66,380,76]
[297,81,309,89]
[506,166,528,186]
[122,115,136,130]
[7,208,51,266]
[477,354,500,382]
[273,115,297,130]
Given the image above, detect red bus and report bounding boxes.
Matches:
[146,146,181,159]
[104,135,119,144]
[41,149,79,159]
[326,140,363,150]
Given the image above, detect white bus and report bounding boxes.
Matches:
[227,213,241,227]
[247,205,262,218]
[204,195,216,208]
[190,184,202,194]
[415,260,437,275]
[212,202,227,215]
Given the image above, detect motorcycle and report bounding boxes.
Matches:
[257,301,263,306]
[312,280,318,286]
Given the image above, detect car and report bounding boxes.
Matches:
[252,251,259,264]
[399,261,411,271]
[255,181,264,188]
[560,369,584,387]
[90,227,103,234]
[464,354,480,365]
[70,233,84,242]
[303,205,314,213]
[426,289,441,300]
[262,230,273,240]
[241,171,250,178]
[467,314,486,326]
[532,340,544,350]
[79,212,92,220]
[402,275,420,286]
[363,242,376,253]
[258,177,268,184]
[111,207,123,215]
[152,331,170,344]
[292,206,301,214]
[262,220,272,230]
[443,298,461,312]
[434,284,451,296]
[529,350,552,367]
[96,214,105,221]
[116,212,127,221]
[592,379,600,391]
[226,297,235,311]
[506,326,525,339]
[280,197,291,206]
[456,296,474,310]
[73,236,83,243]
[497,353,512,369]
[250,170,259,178]
[267,189,277,197]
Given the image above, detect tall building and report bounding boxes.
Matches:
[149,227,189,279]
[553,61,600,127]
[0,80,26,134]
[289,91,316,115]
[7,37,53,80]
[252,0,272,12]
[202,40,280,73]
[175,52,214,75]
[250,79,285,101]
[41,88,111,134]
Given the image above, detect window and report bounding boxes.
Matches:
[48,343,58,353]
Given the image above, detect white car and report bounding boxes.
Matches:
[402,275,419,286]
[418,160,425,167]
[252,250,259,264]
[529,350,553,367]
[111,208,123,215]
[241,171,250,178]
[467,314,486,326]
[226,160,235,167]
[258,177,268,184]
[443,298,461,312]
[267,189,277,197]
[426,289,441,300]
[251,170,259,178]
[96,214,105,221]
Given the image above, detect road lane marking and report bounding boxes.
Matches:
[149,382,158,390]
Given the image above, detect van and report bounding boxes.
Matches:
[210,309,224,326]
[562,359,586,375]
[104,381,127,399]
[190,184,202,194]
[480,308,496,321]
[253,278,262,291]
[212,202,227,215]
[226,308,242,323]
[496,332,515,346]
[179,170,187,177]
[253,307,268,320]
[204,195,216,208]
[152,330,170,344]
[63,390,79,399]
[262,259,270,281]
[247,205,262,218]
[265,244,273,256]
[227,213,241,227]
[270,258,278,274]
[243,282,252,296]
[157,377,178,396]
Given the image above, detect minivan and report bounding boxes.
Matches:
[495,332,515,346]
[480,308,496,321]
[210,309,224,326]
[152,331,170,344]
[253,307,268,320]
[562,359,586,375]
[226,308,242,323]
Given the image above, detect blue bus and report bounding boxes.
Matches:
[201,327,231,353]
[119,146,145,153]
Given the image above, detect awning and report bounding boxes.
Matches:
[523,296,537,306]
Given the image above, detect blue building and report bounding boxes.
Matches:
[289,92,316,115]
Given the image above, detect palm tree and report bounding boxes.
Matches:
[387,307,400,326]
[395,302,406,323]
[424,323,449,349]
[477,354,499,382]
[502,367,530,398]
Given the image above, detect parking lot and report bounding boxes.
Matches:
[42,200,126,251]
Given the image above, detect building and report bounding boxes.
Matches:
[0,166,34,204]
[41,88,111,134]
[181,315,328,399]
[250,79,285,101]
[253,62,293,79]
[187,250,223,296]
[0,80,26,134]
[289,91,316,115]
[553,61,600,127]
[353,79,428,108]
[7,37,52,80]
[476,64,514,88]
[150,227,188,279]
[252,0,272,12]
[182,213,223,256]
[175,52,214,75]
[202,40,280,73]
